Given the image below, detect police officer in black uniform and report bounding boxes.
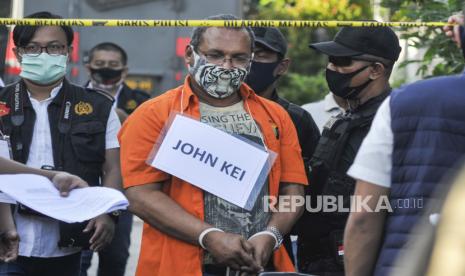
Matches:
[85,42,150,120]
[0,11,121,276]
[81,42,149,276]
[245,27,321,263]
[296,26,401,275]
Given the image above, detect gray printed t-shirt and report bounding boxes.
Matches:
[199,101,270,264]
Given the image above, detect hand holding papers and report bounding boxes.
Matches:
[148,114,276,210]
[0,174,128,223]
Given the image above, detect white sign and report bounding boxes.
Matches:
[149,114,274,210]
[0,174,129,223]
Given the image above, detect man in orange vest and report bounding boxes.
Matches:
[119,14,308,276]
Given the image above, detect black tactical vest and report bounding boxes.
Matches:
[309,92,389,214]
[0,79,114,186]
[296,92,389,271]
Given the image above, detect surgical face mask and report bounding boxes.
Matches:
[245,60,281,94]
[325,65,372,99]
[188,51,248,99]
[90,67,124,91]
[20,53,67,85]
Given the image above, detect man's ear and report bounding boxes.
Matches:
[121,66,129,80]
[13,47,21,63]
[84,63,92,76]
[369,63,385,80]
[184,45,194,66]
[67,46,73,63]
[274,58,290,77]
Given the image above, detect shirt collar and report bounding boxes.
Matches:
[181,75,256,112]
[27,82,63,102]
[324,93,341,112]
[87,82,123,98]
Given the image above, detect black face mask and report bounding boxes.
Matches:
[245,60,281,94]
[325,65,372,99]
[90,67,123,85]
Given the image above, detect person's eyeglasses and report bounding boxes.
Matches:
[329,56,387,67]
[197,50,252,68]
[19,43,67,57]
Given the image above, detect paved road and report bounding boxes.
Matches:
[88,216,143,276]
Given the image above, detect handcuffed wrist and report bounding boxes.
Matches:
[248,230,279,250]
[266,226,284,250]
[198,227,224,249]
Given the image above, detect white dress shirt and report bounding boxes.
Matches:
[16,83,121,257]
[302,93,344,131]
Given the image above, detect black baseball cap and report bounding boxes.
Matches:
[310,26,402,61]
[252,27,287,56]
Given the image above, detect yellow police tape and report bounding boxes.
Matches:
[0,18,456,28]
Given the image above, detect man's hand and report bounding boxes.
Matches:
[51,172,88,197]
[444,14,464,47]
[0,230,19,263]
[248,234,275,268]
[83,214,115,251]
[204,231,262,273]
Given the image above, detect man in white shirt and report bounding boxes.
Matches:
[0,11,121,276]
[344,14,465,276]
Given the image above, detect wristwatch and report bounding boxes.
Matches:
[266,226,283,250]
[107,210,121,223]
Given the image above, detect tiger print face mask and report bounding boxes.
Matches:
[188,50,248,99]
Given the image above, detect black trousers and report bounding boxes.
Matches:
[0,252,81,276]
[80,210,133,276]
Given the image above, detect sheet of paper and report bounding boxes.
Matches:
[0,193,16,204]
[0,174,129,223]
[150,114,274,210]
[0,139,10,159]
[0,139,16,204]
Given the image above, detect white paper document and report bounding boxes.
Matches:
[0,174,129,223]
[0,139,10,159]
[149,114,275,210]
[0,139,16,204]
[0,193,16,204]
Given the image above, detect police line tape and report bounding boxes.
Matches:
[0,18,456,28]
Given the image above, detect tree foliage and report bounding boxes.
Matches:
[381,0,464,77]
[245,0,465,105]
[247,0,372,105]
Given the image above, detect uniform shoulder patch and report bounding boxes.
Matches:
[133,89,151,100]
